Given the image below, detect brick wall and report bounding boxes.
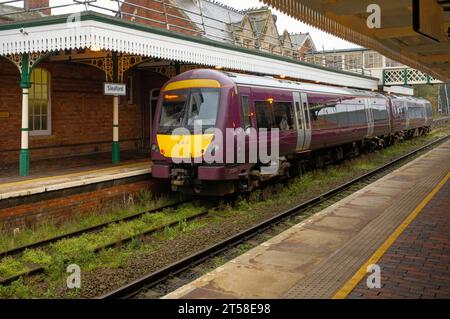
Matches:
[0,179,169,233]
[0,58,167,166]
[24,0,51,15]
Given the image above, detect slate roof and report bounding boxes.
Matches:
[171,0,247,43]
[290,32,316,51]
[0,4,46,22]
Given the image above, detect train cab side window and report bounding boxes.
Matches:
[241,96,252,129]
[255,101,275,130]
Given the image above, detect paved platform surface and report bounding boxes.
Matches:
[0,160,152,201]
[348,178,450,299]
[163,140,450,299]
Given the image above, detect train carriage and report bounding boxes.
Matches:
[151,69,432,195]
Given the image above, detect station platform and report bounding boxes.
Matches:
[0,151,152,201]
[164,140,450,299]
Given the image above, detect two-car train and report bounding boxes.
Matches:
[150,69,433,195]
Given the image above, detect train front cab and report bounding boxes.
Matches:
[150,71,250,195]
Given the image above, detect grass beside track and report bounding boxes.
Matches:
[0,190,179,253]
[0,125,449,298]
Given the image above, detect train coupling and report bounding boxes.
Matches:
[170,168,191,190]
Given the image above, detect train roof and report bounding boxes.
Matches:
[222,71,384,98]
[389,94,431,104]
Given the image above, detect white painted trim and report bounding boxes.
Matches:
[0,19,379,90]
[0,168,151,201]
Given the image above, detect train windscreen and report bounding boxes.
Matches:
[158,88,220,133]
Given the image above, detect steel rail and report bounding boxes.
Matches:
[98,134,450,299]
[0,206,209,286]
[0,201,185,258]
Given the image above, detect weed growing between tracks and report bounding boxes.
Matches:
[1,125,449,298]
[0,190,176,253]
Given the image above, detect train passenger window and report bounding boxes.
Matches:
[347,104,366,124]
[273,102,294,131]
[255,101,275,130]
[335,103,349,127]
[295,102,303,129]
[303,102,310,129]
[255,101,294,131]
[309,103,338,130]
[241,96,252,129]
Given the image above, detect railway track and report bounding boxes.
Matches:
[0,200,202,285]
[98,133,450,299]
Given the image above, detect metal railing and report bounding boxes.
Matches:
[383,67,442,86]
[304,53,370,76]
[0,0,297,59]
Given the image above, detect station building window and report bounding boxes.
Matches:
[29,68,51,136]
[364,52,383,69]
[385,57,402,68]
[344,53,363,70]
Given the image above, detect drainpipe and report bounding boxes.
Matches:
[19,53,31,176]
[112,52,120,164]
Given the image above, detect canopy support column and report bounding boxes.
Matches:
[112,52,120,164]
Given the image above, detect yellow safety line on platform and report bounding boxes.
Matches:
[0,161,151,189]
[333,171,450,299]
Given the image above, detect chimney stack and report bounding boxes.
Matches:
[24,0,51,16]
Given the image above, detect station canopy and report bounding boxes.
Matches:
[262,0,450,82]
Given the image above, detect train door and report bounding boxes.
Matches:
[149,88,160,138]
[238,86,255,164]
[404,101,410,129]
[292,91,312,151]
[364,98,374,137]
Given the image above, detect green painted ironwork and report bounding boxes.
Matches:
[112,141,120,164]
[112,52,120,164]
[19,149,29,176]
[20,53,31,89]
[19,53,31,176]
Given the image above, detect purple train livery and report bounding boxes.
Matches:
[150,69,433,195]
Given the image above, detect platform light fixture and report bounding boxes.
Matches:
[90,45,101,52]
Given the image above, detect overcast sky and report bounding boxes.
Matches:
[5,0,360,50]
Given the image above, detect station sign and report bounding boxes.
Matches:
[104,83,126,96]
